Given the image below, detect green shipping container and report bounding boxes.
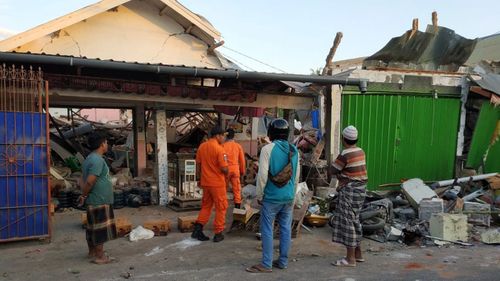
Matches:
[341,89,461,190]
[466,102,500,173]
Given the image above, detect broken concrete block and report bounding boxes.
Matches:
[418,198,444,221]
[401,179,438,209]
[464,202,491,227]
[429,213,468,242]
[480,228,500,244]
[177,216,197,233]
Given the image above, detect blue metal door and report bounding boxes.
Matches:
[0,65,50,242]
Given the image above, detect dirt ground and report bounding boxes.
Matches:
[1,205,499,281]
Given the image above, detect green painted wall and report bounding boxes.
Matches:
[466,102,500,173]
[341,91,461,190]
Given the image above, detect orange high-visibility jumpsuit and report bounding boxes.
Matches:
[195,138,228,234]
[222,140,246,205]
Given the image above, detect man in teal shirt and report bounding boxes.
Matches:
[246,119,300,273]
[79,132,116,264]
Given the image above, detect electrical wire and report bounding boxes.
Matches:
[221,45,287,73]
[220,53,258,72]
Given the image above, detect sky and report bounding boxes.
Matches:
[1,0,499,74]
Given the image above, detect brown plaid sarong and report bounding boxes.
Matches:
[86,204,117,246]
[331,182,366,247]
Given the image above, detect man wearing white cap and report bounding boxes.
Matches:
[329,125,368,267]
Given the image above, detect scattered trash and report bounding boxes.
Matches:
[391,252,412,259]
[120,272,132,279]
[387,227,402,241]
[67,268,80,274]
[144,246,164,257]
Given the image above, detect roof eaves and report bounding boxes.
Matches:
[159,0,221,42]
[0,0,130,51]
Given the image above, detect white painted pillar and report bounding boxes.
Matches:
[331,85,343,158]
[325,84,343,166]
[155,110,169,205]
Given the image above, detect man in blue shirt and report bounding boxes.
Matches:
[246,118,300,273]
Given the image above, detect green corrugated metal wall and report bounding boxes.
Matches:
[466,102,500,173]
[341,91,461,190]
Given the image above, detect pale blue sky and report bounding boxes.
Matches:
[1,0,499,74]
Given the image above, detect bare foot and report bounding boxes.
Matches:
[91,256,116,265]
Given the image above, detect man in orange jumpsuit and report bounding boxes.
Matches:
[222,128,246,209]
[191,126,229,242]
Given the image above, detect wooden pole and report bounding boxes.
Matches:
[322,32,343,171]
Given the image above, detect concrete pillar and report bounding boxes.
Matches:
[325,85,343,168]
[133,105,147,177]
[155,110,169,205]
[331,85,343,158]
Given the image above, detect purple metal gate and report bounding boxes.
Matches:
[0,64,51,242]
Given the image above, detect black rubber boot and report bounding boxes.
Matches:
[213,232,224,242]
[234,203,241,209]
[191,223,209,241]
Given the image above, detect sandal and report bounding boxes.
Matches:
[245,264,272,273]
[272,260,287,269]
[332,258,356,267]
[343,256,365,262]
[91,256,117,265]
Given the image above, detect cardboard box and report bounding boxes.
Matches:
[233,207,257,224]
[177,216,197,232]
[144,219,171,236]
[115,217,132,237]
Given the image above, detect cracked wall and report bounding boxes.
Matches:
[14,2,221,68]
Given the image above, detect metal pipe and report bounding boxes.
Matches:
[430,172,497,189]
[0,52,368,91]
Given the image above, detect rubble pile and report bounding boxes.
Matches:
[305,173,500,246]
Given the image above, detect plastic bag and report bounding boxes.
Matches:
[129,226,154,242]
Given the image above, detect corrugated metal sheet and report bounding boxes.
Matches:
[342,91,461,190]
[465,33,500,67]
[363,25,476,72]
[466,102,500,172]
[472,70,500,96]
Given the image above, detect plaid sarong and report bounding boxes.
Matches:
[86,204,117,246]
[331,182,366,247]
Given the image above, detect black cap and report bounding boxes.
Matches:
[268,118,289,141]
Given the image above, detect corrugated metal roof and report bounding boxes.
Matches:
[364,25,476,72]
[471,63,500,96]
[465,33,500,66]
